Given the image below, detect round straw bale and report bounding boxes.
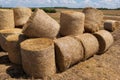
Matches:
[93,30,114,54]
[83,7,104,33]
[54,36,84,72]
[0,9,15,30]
[13,7,32,27]
[20,38,56,78]
[6,34,27,65]
[0,28,22,51]
[22,9,60,38]
[60,11,85,36]
[104,20,119,32]
[75,33,99,60]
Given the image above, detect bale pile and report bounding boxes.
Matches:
[0,7,115,79]
[83,7,104,33]
[0,28,22,51]
[54,36,84,72]
[104,20,119,32]
[0,9,14,30]
[13,7,32,28]
[6,34,27,65]
[20,38,56,78]
[60,11,85,36]
[75,33,99,59]
[94,30,114,54]
[22,9,60,38]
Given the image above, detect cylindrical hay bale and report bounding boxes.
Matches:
[6,34,27,65]
[104,20,119,32]
[20,38,56,78]
[13,7,32,27]
[0,28,22,51]
[83,7,104,33]
[93,30,114,54]
[75,33,99,59]
[60,11,85,36]
[22,9,60,38]
[54,36,84,72]
[0,9,14,30]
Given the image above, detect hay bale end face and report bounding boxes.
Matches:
[22,9,60,38]
[75,33,99,60]
[94,30,114,54]
[60,11,85,36]
[6,34,27,64]
[20,38,56,78]
[0,9,15,30]
[83,7,104,33]
[104,20,119,32]
[54,36,84,72]
[0,28,22,51]
[13,7,32,27]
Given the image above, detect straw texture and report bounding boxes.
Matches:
[20,38,56,78]
[0,9,15,30]
[83,7,104,33]
[54,36,84,72]
[13,7,32,27]
[75,33,99,59]
[104,20,119,32]
[6,34,27,64]
[94,30,114,54]
[0,28,22,51]
[22,9,60,38]
[60,11,85,36]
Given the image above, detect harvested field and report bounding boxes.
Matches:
[0,9,120,79]
[0,23,119,80]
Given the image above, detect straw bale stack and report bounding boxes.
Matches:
[104,20,119,31]
[22,9,60,38]
[0,9,14,29]
[75,33,99,59]
[60,11,85,36]
[54,36,84,72]
[6,34,27,64]
[83,7,104,33]
[20,38,56,78]
[94,30,114,54]
[13,7,32,27]
[0,28,22,51]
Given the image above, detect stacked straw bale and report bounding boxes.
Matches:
[0,28,22,51]
[83,7,104,33]
[22,9,60,38]
[13,7,32,27]
[20,38,56,78]
[104,20,119,32]
[54,36,84,72]
[6,34,27,64]
[94,30,114,54]
[75,33,99,59]
[0,9,15,30]
[60,11,85,36]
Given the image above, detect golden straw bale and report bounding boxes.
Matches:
[75,33,99,59]
[20,38,56,79]
[94,30,114,54]
[0,28,22,51]
[83,7,104,33]
[104,20,119,32]
[13,7,32,27]
[54,36,84,72]
[60,11,85,36]
[6,34,27,64]
[0,9,15,29]
[22,9,60,38]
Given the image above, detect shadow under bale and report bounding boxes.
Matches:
[6,64,29,79]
